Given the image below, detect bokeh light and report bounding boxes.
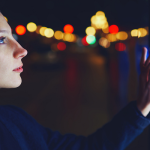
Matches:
[138,28,147,38]
[109,25,119,34]
[39,27,47,36]
[82,36,89,46]
[99,37,110,48]
[131,29,138,37]
[86,35,96,45]
[63,24,74,34]
[27,22,37,32]
[115,42,126,51]
[57,42,66,51]
[106,34,117,42]
[102,27,109,33]
[85,26,96,35]
[44,28,54,38]
[116,31,128,40]
[96,11,105,16]
[54,31,64,40]
[15,25,26,35]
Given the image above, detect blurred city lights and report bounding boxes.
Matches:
[99,37,110,48]
[82,36,89,46]
[86,35,96,45]
[27,22,37,32]
[138,28,147,38]
[15,25,26,35]
[109,25,119,34]
[54,31,64,40]
[115,42,126,51]
[106,34,117,42]
[39,27,47,36]
[102,27,109,33]
[44,28,54,38]
[63,24,74,34]
[36,25,42,34]
[63,33,72,41]
[4,16,8,22]
[12,34,18,41]
[131,29,138,37]
[91,11,108,29]
[96,11,105,16]
[57,42,66,51]
[116,31,128,40]
[85,26,96,35]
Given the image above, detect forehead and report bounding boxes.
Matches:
[0,13,11,33]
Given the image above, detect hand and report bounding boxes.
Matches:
[136,47,150,117]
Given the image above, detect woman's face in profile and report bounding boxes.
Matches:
[0,13,28,89]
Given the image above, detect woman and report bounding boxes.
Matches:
[0,11,150,150]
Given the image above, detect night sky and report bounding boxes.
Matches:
[0,0,149,35]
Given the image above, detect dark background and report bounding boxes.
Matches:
[0,0,149,150]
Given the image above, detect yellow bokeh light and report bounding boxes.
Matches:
[99,37,110,48]
[102,27,109,33]
[131,29,138,37]
[27,22,37,32]
[4,16,8,22]
[106,34,117,42]
[54,31,64,40]
[44,28,54,38]
[96,11,105,16]
[138,28,147,38]
[63,33,72,41]
[69,34,77,42]
[116,31,128,40]
[85,26,96,35]
[39,27,47,36]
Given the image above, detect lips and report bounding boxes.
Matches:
[13,65,23,71]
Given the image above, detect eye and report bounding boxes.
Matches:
[0,37,6,44]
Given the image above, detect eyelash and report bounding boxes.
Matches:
[0,37,6,44]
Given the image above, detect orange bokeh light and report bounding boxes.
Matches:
[57,42,66,51]
[109,25,119,34]
[63,24,74,34]
[15,25,26,35]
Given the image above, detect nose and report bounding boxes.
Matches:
[13,41,28,59]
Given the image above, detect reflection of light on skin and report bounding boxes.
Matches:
[85,26,96,35]
[116,31,128,40]
[44,28,54,38]
[99,37,110,48]
[54,31,64,40]
[4,16,8,22]
[12,34,18,41]
[106,34,117,42]
[36,25,42,34]
[39,27,47,36]
[138,28,147,38]
[131,29,138,37]
[27,22,37,32]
